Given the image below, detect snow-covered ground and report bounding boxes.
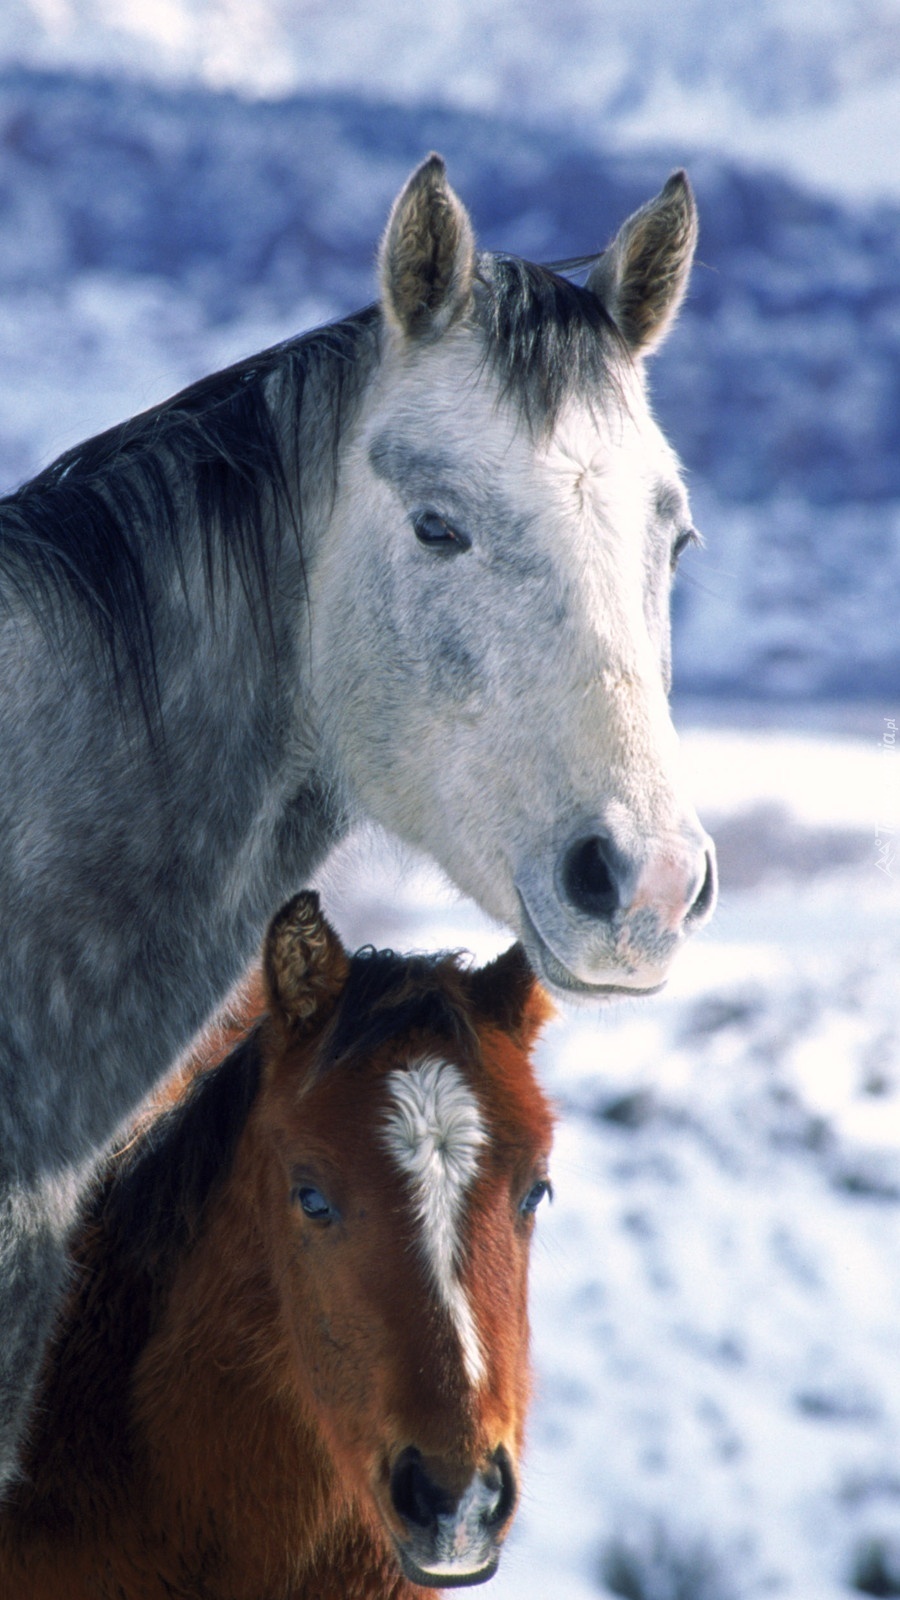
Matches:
[317,707,900,1599]
[0,66,894,700]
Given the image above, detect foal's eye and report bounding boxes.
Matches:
[293,1184,335,1223]
[671,527,700,569]
[412,511,471,552]
[520,1179,552,1217]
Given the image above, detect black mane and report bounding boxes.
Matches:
[0,306,379,711]
[325,946,476,1068]
[0,254,622,713]
[26,1032,265,1494]
[99,1027,264,1283]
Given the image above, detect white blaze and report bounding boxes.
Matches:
[383,1057,487,1387]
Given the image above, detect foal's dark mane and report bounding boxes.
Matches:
[34,1031,267,1497]
[0,255,622,713]
[102,1028,266,1281]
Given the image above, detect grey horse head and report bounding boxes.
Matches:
[309,155,715,997]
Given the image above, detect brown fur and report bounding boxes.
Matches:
[0,894,554,1599]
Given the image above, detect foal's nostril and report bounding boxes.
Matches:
[561,834,621,920]
[390,1446,517,1537]
[687,846,717,924]
[390,1448,454,1532]
[483,1445,517,1530]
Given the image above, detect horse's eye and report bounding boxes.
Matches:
[520,1178,552,1217]
[413,511,471,552]
[293,1184,335,1223]
[671,526,700,569]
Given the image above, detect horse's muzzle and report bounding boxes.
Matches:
[558,825,717,933]
[515,817,717,997]
[389,1445,516,1587]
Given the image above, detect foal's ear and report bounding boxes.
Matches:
[263,891,349,1035]
[467,943,553,1049]
[379,153,476,340]
[586,170,698,355]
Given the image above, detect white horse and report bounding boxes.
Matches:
[0,154,713,1487]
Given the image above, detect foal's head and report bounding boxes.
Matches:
[256,891,554,1589]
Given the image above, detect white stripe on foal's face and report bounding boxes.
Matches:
[383,1058,486,1387]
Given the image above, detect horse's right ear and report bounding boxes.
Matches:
[467,943,554,1049]
[263,892,350,1036]
[379,153,476,340]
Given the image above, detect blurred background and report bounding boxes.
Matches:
[0,3,897,1595]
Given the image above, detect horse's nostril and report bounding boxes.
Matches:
[687,846,717,924]
[390,1449,454,1532]
[561,834,621,920]
[390,1446,517,1537]
[483,1446,517,1530]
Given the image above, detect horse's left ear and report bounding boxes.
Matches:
[263,891,350,1036]
[379,153,476,340]
[466,943,553,1049]
[586,170,698,355]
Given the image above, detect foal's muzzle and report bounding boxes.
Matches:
[390,1445,516,1587]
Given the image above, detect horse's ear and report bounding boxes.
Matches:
[263,891,349,1036]
[379,153,476,340]
[586,170,698,355]
[467,943,553,1049]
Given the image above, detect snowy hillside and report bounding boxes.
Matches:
[0,0,899,203]
[317,709,900,1600]
[0,69,895,697]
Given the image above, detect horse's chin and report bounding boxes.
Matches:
[395,1544,500,1589]
[515,893,668,1002]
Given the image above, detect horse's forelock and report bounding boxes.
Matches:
[321,947,479,1071]
[474,252,630,430]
